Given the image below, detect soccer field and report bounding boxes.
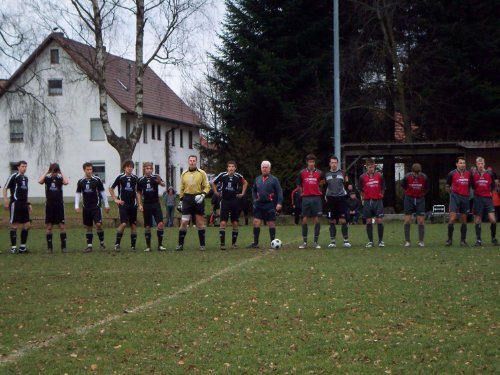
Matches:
[0,223,498,373]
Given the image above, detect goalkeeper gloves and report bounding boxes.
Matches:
[195,193,205,204]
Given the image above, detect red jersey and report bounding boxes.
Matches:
[401,172,428,198]
[359,172,385,200]
[297,168,324,197]
[471,170,495,198]
[446,169,471,196]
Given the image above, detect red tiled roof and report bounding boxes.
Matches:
[1,33,200,127]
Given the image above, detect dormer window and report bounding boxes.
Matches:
[50,49,60,64]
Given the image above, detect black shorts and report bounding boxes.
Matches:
[253,202,277,221]
[301,196,323,217]
[9,201,30,224]
[143,202,163,227]
[83,206,102,227]
[45,201,65,224]
[403,196,426,216]
[449,193,469,214]
[326,196,347,220]
[220,198,241,223]
[181,195,205,217]
[473,196,494,217]
[119,204,138,226]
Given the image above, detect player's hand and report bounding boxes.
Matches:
[115,199,124,206]
[105,207,110,214]
[195,194,205,204]
[236,193,243,198]
[75,207,80,213]
[28,204,33,213]
[156,176,161,184]
[276,203,282,212]
[177,202,183,213]
[139,205,144,212]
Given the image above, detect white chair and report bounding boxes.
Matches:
[431,204,447,223]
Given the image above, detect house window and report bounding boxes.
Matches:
[9,162,18,175]
[9,119,24,142]
[171,128,175,146]
[180,129,184,148]
[91,161,106,183]
[180,167,184,176]
[50,49,60,64]
[152,124,156,140]
[90,119,105,141]
[155,164,160,175]
[143,123,148,143]
[157,125,161,140]
[48,79,63,96]
[188,130,193,149]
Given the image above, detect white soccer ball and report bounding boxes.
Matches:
[270,238,282,249]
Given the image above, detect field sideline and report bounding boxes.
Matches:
[0,223,498,373]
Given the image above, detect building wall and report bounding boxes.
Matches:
[0,40,200,200]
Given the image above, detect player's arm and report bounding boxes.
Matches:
[210,178,219,196]
[74,187,81,213]
[379,174,386,198]
[2,186,8,210]
[38,167,50,184]
[136,184,144,211]
[201,171,210,195]
[239,178,249,198]
[60,170,69,185]
[274,177,284,211]
[445,172,453,193]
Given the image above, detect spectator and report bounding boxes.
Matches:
[346,192,361,224]
[163,187,176,227]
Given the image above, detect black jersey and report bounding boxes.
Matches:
[5,172,29,202]
[213,172,246,200]
[137,174,163,204]
[44,174,64,202]
[76,175,105,208]
[111,173,138,205]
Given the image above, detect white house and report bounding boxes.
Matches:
[0,33,201,200]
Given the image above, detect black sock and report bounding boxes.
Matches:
[179,229,187,245]
[253,227,260,244]
[20,229,28,246]
[60,232,67,249]
[475,223,481,240]
[131,233,137,248]
[97,230,104,243]
[269,227,276,242]
[198,228,206,246]
[314,223,320,243]
[418,224,425,242]
[157,229,164,246]
[232,230,238,245]
[145,232,152,248]
[329,223,336,241]
[86,231,93,246]
[366,223,373,242]
[341,223,348,239]
[302,224,308,243]
[219,229,226,246]
[448,224,454,241]
[10,230,17,247]
[46,233,53,249]
[491,223,497,239]
[460,223,467,241]
[404,223,410,242]
[377,223,384,241]
[116,231,123,245]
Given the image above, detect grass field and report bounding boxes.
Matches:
[0,222,498,374]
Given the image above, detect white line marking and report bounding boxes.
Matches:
[0,252,269,365]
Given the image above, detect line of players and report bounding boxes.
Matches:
[2,154,498,253]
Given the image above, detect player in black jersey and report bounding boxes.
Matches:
[75,162,110,252]
[3,161,32,254]
[211,161,248,250]
[137,162,166,252]
[109,160,139,252]
[38,163,69,252]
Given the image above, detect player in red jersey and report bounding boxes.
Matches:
[445,156,472,246]
[470,157,498,246]
[401,163,429,247]
[296,154,325,249]
[359,159,386,248]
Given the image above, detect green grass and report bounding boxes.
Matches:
[0,223,498,374]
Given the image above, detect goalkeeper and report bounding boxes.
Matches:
[176,155,211,251]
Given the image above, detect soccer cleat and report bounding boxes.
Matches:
[100,242,106,250]
[83,245,93,253]
[231,244,238,249]
[378,241,385,247]
[199,246,206,251]
[143,247,151,252]
[365,242,374,248]
[417,241,425,248]
[474,240,482,247]
[343,240,352,248]
[10,246,17,254]
[328,241,336,248]
[492,238,498,245]
[404,241,411,248]
[19,246,27,253]
[114,244,121,252]
[313,242,321,249]
[220,245,226,250]
[175,244,184,251]
[445,239,452,246]
[130,246,136,251]
[298,243,307,249]
[158,246,166,251]
[246,243,259,249]
[460,240,468,247]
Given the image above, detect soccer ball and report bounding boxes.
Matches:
[270,239,282,249]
